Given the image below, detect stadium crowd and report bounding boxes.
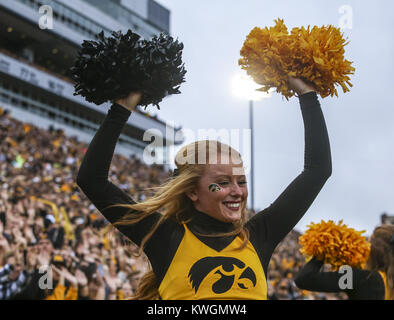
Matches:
[0,106,344,300]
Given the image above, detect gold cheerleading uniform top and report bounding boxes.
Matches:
[158,223,266,300]
[77,92,332,300]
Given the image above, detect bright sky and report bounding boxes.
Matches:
[151,0,394,235]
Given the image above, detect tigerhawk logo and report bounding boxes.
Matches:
[188,256,256,294]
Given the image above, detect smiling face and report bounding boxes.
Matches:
[187,153,248,223]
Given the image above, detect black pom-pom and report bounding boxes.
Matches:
[71,30,186,109]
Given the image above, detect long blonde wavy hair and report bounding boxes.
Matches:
[103,140,250,299]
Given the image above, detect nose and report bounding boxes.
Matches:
[230,182,243,196]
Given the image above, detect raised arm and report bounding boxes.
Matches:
[247,78,332,250]
[76,93,161,246]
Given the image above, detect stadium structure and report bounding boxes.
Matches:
[0,0,183,165]
[381,213,394,225]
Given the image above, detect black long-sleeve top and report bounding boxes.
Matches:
[76,91,332,297]
[294,258,385,299]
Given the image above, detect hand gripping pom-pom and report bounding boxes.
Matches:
[71,30,186,109]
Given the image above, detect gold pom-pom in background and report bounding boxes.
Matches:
[239,19,355,99]
[298,220,370,271]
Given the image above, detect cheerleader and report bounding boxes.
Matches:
[76,76,332,299]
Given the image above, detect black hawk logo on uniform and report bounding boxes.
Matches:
[188,256,256,294]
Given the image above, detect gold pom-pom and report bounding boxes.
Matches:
[299,220,370,271]
[239,19,355,100]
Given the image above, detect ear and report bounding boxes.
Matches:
[185,188,198,202]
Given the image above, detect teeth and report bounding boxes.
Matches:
[224,203,240,208]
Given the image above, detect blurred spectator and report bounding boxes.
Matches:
[0,251,30,299]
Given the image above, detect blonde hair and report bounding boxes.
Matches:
[104,140,250,299]
[366,224,394,300]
